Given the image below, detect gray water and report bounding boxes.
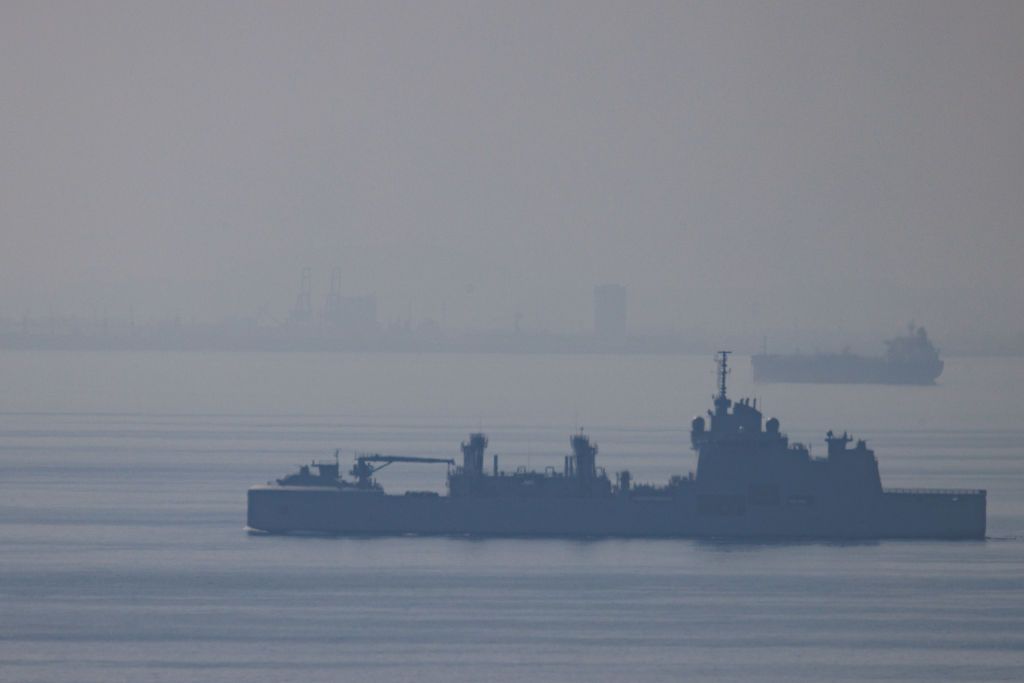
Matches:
[1,352,1022,682]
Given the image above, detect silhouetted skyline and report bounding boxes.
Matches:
[2,2,1022,350]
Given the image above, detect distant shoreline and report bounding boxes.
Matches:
[0,338,1021,359]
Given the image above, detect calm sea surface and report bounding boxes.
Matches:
[1,351,1022,682]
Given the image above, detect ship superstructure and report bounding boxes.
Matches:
[247,353,984,538]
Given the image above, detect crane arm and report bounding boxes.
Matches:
[350,454,456,485]
[355,454,455,465]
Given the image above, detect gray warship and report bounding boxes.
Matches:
[752,325,944,385]
[247,353,984,539]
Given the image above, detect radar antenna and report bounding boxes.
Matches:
[716,350,732,400]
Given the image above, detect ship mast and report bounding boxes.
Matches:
[714,350,732,415]
[716,350,731,399]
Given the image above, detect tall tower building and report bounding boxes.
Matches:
[593,284,627,342]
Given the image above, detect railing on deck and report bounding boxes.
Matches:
[883,488,985,496]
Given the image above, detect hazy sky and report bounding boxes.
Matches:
[2,1,1022,343]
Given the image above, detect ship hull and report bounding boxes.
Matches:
[247,486,985,540]
[752,354,943,385]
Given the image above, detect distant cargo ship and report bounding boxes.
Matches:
[752,325,944,385]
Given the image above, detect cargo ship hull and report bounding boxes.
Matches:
[752,326,944,385]
[247,486,985,539]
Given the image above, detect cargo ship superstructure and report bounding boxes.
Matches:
[752,325,944,385]
[247,353,983,539]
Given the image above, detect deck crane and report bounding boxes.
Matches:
[350,454,455,488]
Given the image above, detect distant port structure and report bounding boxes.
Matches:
[6,269,979,356]
[287,267,378,336]
[322,268,379,336]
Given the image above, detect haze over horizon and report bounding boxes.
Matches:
[3,1,1022,350]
